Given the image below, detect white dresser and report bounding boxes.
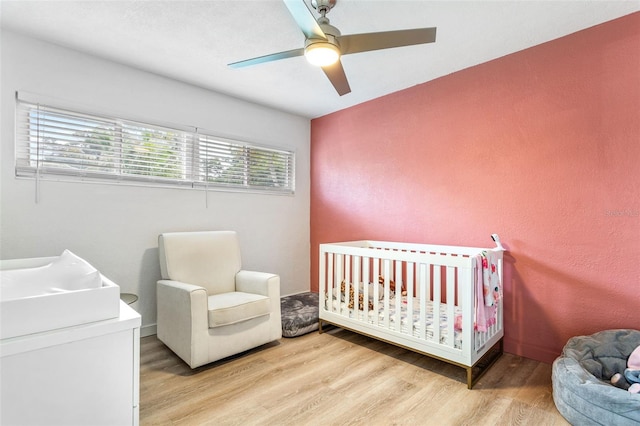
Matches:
[0,301,141,425]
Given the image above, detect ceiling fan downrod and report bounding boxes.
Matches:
[311,0,336,17]
[310,0,340,38]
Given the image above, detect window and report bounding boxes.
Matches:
[15,97,295,194]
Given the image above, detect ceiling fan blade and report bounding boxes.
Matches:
[228,48,305,69]
[338,27,437,55]
[322,60,351,96]
[283,0,327,40]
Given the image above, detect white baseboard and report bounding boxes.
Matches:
[140,323,157,337]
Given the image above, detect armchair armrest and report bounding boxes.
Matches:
[158,279,207,295]
[236,271,281,341]
[236,270,280,299]
[157,279,209,367]
[157,280,208,328]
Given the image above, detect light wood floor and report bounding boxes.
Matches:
[140,328,569,426]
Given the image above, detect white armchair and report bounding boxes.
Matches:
[157,231,282,368]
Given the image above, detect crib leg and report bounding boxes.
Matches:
[466,367,473,390]
[318,319,337,334]
[467,339,504,389]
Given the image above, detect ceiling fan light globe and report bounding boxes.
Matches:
[305,42,340,67]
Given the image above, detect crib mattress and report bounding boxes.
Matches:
[327,296,462,348]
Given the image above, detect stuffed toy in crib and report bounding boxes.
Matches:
[380,275,407,297]
[340,280,375,311]
[340,276,406,311]
[611,344,640,393]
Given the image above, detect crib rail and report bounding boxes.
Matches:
[319,239,504,368]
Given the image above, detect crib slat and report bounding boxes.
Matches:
[433,266,441,344]
[363,256,370,318]
[407,263,414,337]
[320,250,326,312]
[394,260,402,333]
[353,255,360,319]
[446,266,456,348]
[419,263,428,340]
[335,254,343,315]
[383,259,391,329]
[326,253,333,313]
[346,255,352,317]
[373,258,380,326]
[459,265,473,358]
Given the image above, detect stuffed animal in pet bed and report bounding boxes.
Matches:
[611,344,640,393]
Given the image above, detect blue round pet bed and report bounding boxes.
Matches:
[552,329,640,425]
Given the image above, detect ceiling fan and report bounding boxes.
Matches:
[228,0,437,96]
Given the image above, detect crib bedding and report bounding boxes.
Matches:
[327,295,462,348]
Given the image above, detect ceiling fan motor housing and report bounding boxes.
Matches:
[305,22,341,54]
[318,21,340,38]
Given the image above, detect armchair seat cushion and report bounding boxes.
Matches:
[208,292,270,328]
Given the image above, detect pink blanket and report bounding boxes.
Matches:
[475,251,501,332]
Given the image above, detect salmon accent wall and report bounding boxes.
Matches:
[310,13,639,364]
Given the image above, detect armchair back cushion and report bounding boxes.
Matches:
[158,231,241,295]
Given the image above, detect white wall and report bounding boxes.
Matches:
[0,30,311,336]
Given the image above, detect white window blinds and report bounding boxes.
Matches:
[197,134,294,191]
[15,97,295,194]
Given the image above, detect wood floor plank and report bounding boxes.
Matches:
[140,329,569,425]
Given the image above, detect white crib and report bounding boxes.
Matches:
[319,236,505,389]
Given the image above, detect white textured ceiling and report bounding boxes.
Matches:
[2,0,639,118]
